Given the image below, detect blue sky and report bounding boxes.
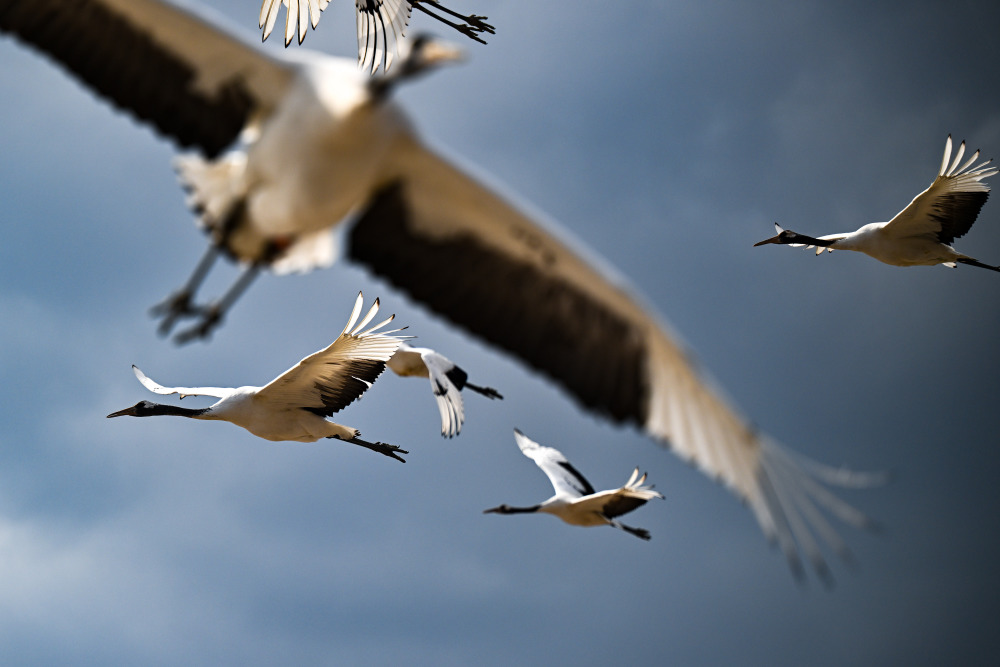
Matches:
[2,0,1000,664]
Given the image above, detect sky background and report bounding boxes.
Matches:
[2,0,1000,664]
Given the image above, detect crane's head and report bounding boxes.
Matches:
[753,223,802,246]
[754,223,838,250]
[403,34,466,72]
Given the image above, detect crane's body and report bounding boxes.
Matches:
[756,136,999,272]
[173,385,361,442]
[189,58,413,268]
[484,430,664,540]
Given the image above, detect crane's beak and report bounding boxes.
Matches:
[106,405,138,418]
[753,234,782,247]
[482,505,504,514]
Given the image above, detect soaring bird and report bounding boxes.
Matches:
[258,0,494,73]
[2,0,880,581]
[107,293,409,461]
[755,135,999,272]
[484,429,664,541]
[387,342,501,437]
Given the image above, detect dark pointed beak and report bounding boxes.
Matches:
[753,234,782,247]
[482,505,503,514]
[106,406,136,418]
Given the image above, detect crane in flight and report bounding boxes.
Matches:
[387,342,502,438]
[2,0,882,582]
[484,429,664,541]
[258,0,493,72]
[755,135,999,272]
[108,293,410,461]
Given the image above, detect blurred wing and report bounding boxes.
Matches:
[257,293,405,416]
[883,135,997,244]
[355,0,412,73]
[349,136,880,580]
[132,365,232,399]
[513,430,596,499]
[420,349,466,438]
[0,0,295,157]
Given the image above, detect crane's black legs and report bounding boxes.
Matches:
[466,381,503,400]
[612,520,652,541]
[956,257,1000,272]
[150,243,220,336]
[411,1,495,44]
[329,434,409,463]
[151,247,262,346]
[172,262,263,345]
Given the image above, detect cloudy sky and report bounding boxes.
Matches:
[2,0,1000,663]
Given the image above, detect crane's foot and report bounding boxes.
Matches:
[413,2,495,43]
[467,382,503,400]
[172,305,223,345]
[150,290,203,336]
[366,441,408,463]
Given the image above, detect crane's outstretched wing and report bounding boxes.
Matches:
[350,136,883,582]
[884,135,998,244]
[512,430,596,500]
[0,0,295,157]
[257,293,406,416]
[356,0,412,74]
[418,348,466,437]
[132,365,233,399]
[259,0,329,46]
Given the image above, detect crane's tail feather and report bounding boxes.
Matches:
[620,467,665,501]
[174,153,247,236]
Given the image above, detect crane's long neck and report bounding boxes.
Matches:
[484,504,541,515]
[144,403,211,418]
[107,401,212,419]
[793,233,837,247]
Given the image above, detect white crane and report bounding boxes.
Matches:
[483,429,664,540]
[755,135,1000,272]
[387,342,501,437]
[258,0,493,73]
[107,293,409,461]
[2,0,881,581]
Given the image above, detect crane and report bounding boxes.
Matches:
[258,0,494,73]
[387,342,501,437]
[1,0,881,581]
[755,135,999,271]
[483,429,664,540]
[107,293,409,461]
